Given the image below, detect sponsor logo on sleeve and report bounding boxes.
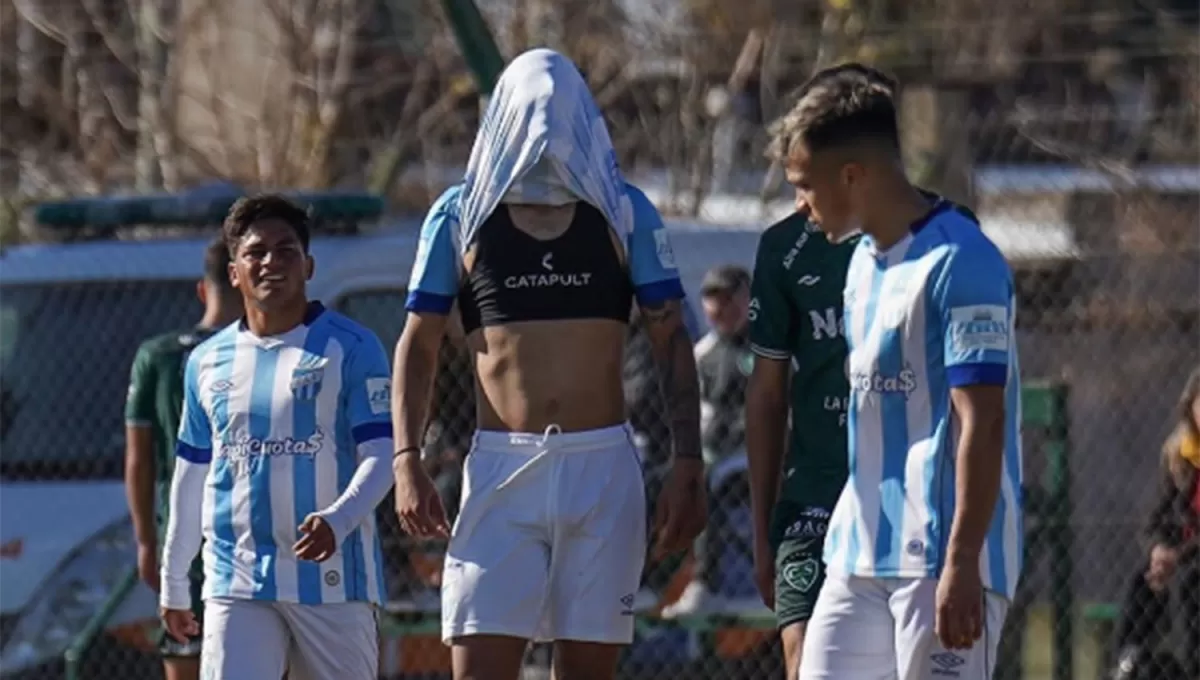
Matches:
[948,304,1009,353]
[366,377,391,415]
[653,230,677,269]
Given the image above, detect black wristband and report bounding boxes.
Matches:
[395,446,421,457]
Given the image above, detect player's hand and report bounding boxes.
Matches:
[935,561,984,650]
[393,452,450,539]
[294,514,337,562]
[752,533,775,609]
[161,607,199,644]
[137,541,160,592]
[654,457,707,559]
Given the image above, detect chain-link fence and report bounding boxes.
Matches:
[2,1,1199,680]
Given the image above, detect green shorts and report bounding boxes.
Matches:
[771,502,832,629]
[158,556,205,658]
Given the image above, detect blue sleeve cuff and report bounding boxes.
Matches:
[176,442,212,464]
[947,363,1007,388]
[405,290,454,314]
[351,421,392,445]
[635,278,686,307]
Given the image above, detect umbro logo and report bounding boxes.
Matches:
[931,651,966,676]
[619,593,635,615]
[797,275,821,286]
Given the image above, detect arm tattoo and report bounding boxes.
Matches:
[642,302,702,460]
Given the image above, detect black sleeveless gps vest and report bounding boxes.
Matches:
[457,202,633,333]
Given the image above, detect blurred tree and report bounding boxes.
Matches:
[0,0,477,213]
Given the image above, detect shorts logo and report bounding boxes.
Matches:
[290,359,328,402]
[931,651,966,676]
[782,557,819,593]
[324,571,341,587]
[366,377,391,415]
[619,593,635,616]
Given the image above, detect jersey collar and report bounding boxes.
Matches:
[238,301,325,348]
[864,194,950,260]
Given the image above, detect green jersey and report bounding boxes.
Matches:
[748,214,858,510]
[124,326,217,523]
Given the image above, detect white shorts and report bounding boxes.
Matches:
[798,574,1009,680]
[441,424,647,645]
[200,597,378,680]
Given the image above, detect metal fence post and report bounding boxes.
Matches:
[1045,384,1075,680]
[440,0,505,96]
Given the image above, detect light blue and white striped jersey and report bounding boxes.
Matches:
[824,202,1025,599]
[176,302,391,605]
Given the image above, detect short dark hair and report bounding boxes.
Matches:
[700,264,751,298]
[766,63,900,162]
[222,194,311,255]
[202,236,235,293]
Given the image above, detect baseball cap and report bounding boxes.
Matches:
[700,265,751,297]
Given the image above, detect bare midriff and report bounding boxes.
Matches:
[467,319,628,433]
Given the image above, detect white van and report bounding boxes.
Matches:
[0,190,761,678]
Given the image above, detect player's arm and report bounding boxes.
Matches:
[123,344,159,553]
[392,188,461,462]
[627,188,700,461]
[160,355,211,611]
[935,246,1014,568]
[314,334,397,543]
[745,237,794,541]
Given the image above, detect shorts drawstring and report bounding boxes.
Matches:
[496,424,562,491]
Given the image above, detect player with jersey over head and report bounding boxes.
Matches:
[745,204,857,679]
[768,65,1024,680]
[125,237,243,680]
[391,48,706,680]
[159,195,396,680]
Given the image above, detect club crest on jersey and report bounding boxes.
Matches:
[782,557,820,593]
[290,359,328,401]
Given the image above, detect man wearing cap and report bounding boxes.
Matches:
[662,265,763,618]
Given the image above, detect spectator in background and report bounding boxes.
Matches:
[662,265,760,618]
[1113,367,1200,680]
